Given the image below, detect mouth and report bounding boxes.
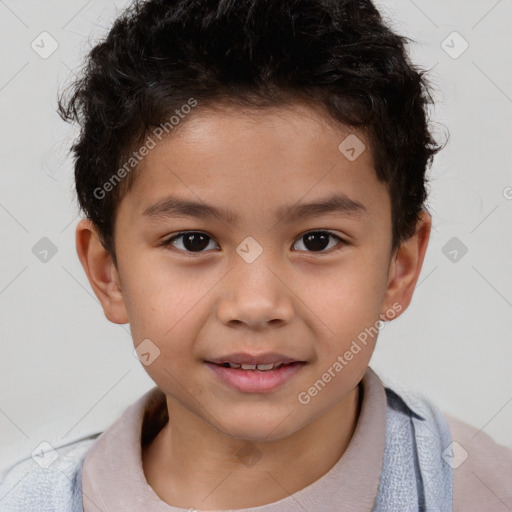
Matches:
[213,361,302,371]
[204,357,307,393]
[206,352,306,367]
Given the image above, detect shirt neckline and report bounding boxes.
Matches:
[82,366,388,512]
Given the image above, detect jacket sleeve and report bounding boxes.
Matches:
[0,436,99,512]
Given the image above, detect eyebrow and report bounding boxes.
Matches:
[142,192,368,226]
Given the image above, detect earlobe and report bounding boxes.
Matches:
[75,218,129,324]
[381,209,432,320]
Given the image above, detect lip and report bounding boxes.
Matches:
[207,352,304,366]
[205,361,306,393]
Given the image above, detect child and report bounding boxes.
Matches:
[1,0,511,510]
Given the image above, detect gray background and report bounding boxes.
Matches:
[1,0,511,480]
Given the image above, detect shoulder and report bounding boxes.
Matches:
[445,413,512,511]
[380,376,512,510]
[0,434,100,512]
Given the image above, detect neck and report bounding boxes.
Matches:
[142,383,362,510]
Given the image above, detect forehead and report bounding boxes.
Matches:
[118,102,390,229]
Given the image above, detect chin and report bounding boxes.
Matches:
[212,409,305,443]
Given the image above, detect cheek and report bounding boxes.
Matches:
[119,254,199,334]
[308,260,387,359]
[122,274,211,376]
[131,311,202,395]
[315,265,385,322]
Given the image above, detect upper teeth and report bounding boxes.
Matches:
[222,362,285,371]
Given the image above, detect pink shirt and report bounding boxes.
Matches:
[81,367,512,511]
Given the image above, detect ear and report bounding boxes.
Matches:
[75,218,129,324]
[380,209,432,321]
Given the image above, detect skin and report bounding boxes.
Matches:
[76,101,431,509]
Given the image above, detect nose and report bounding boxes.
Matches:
[216,255,294,330]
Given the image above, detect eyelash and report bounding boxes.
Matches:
[161,230,347,257]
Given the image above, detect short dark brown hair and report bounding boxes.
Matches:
[58,0,445,267]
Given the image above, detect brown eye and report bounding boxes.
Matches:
[163,232,218,253]
[292,231,345,253]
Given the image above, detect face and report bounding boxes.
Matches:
[89,102,416,441]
